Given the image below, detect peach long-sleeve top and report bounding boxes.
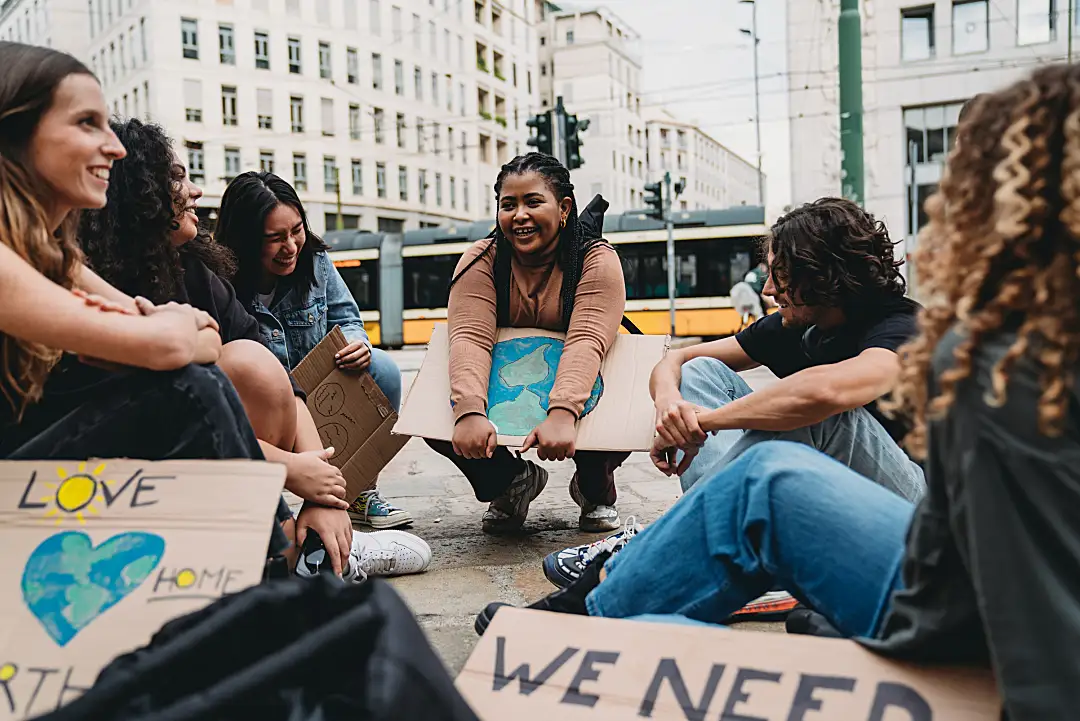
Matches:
[448,239,626,422]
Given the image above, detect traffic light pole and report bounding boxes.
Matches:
[553,96,568,166]
[664,171,676,337]
[838,0,864,205]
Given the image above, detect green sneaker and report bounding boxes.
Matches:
[348,490,413,529]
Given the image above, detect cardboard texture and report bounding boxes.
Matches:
[458,609,1001,720]
[394,325,669,452]
[0,459,284,719]
[291,326,409,498]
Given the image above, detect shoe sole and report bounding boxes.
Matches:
[349,512,414,530]
[725,594,800,623]
[475,602,508,636]
[579,515,621,533]
[542,553,575,589]
[482,465,549,533]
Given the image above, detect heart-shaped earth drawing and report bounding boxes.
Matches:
[21,531,166,647]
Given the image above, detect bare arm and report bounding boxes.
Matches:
[0,244,198,369]
[75,263,138,313]
[293,397,323,452]
[650,336,760,407]
[699,347,900,432]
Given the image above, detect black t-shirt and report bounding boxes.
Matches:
[734,295,920,442]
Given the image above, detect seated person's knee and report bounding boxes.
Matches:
[217,340,296,438]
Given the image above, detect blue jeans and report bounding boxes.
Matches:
[586,442,914,638]
[677,357,926,502]
[368,347,402,411]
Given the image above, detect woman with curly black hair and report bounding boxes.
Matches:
[78,119,431,581]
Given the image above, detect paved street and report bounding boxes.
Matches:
[290,346,780,674]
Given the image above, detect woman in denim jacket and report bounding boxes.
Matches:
[216,171,412,530]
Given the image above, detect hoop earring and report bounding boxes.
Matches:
[559,217,567,229]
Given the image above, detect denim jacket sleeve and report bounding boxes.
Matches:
[321,253,370,348]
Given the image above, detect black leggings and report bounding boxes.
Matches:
[2,363,291,556]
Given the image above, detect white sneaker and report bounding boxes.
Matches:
[344,530,432,582]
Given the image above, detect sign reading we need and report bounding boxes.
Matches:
[0,459,284,719]
[457,609,1000,720]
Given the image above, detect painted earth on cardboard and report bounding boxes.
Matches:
[486,336,604,436]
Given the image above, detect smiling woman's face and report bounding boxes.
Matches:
[168,153,204,246]
[497,171,572,256]
[260,202,306,279]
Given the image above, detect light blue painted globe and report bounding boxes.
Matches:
[482,336,604,436]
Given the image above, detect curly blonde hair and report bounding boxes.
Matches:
[886,64,1080,459]
[0,43,92,419]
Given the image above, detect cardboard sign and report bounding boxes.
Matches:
[457,609,1000,720]
[0,459,284,719]
[291,326,409,499]
[394,325,669,452]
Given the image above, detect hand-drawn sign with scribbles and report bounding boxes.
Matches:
[312,383,346,417]
[318,423,349,460]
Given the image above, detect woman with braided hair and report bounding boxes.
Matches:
[479,66,1080,718]
[426,153,628,533]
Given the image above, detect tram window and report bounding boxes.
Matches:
[337,260,379,311]
[615,238,757,300]
[403,254,459,309]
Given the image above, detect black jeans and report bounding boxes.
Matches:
[425,438,628,506]
[1,363,292,556]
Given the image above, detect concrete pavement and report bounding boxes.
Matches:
[290,347,781,674]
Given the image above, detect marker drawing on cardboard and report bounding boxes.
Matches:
[395,325,668,452]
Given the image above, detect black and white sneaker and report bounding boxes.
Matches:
[542,516,643,588]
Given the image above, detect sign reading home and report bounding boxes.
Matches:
[0,460,285,719]
[457,609,1000,720]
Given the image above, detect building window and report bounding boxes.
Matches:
[398,165,408,201]
[324,155,338,192]
[347,47,359,83]
[463,178,469,212]
[369,0,381,35]
[417,117,425,152]
[260,150,274,173]
[257,88,273,129]
[413,13,422,49]
[396,112,406,148]
[224,146,241,182]
[351,159,363,195]
[254,31,270,69]
[288,37,302,74]
[415,66,423,100]
[901,6,935,60]
[221,85,238,126]
[433,122,441,154]
[432,72,439,106]
[392,4,403,41]
[566,29,574,44]
[293,153,308,191]
[448,126,455,160]
[376,162,387,198]
[349,103,361,139]
[290,95,304,133]
[394,59,405,95]
[319,41,332,79]
[903,102,964,235]
[181,18,198,59]
[186,142,204,183]
[952,0,988,53]
[183,79,202,122]
[372,53,383,89]
[219,24,235,64]
[435,172,442,206]
[1017,0,1056,44]
[321,97,335,136]
[418,169,428,204]
[450,176,456,208]
[374,107,385,144]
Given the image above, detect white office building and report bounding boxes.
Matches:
[643,108,763,211]
[786,0,1069,271]
[537,4,645,212]
[1,0,543,233]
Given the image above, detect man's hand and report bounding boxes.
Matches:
[650,436,699,477]
[285,448,349,509]
[335,341,372,372]
[452,414,497,459]
[295,503,353,576]
[655,399,709,451]
[521,409,578,461]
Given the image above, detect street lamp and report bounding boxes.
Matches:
[739,0,764,206]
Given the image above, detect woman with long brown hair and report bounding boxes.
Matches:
[0,41,293,558]
[479,64,1080,718]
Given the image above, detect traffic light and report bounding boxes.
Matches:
[564,115,590,170]
[526,112,553,156]
[643,181,663,220]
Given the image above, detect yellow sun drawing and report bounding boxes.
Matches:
[40,462,112,525]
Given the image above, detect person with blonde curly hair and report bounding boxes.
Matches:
[478,64,1080,718]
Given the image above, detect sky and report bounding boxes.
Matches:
[571,0,792,212]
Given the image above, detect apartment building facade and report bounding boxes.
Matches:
[1,0,543,233]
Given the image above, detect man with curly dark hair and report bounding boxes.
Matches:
[543,198,927,603]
